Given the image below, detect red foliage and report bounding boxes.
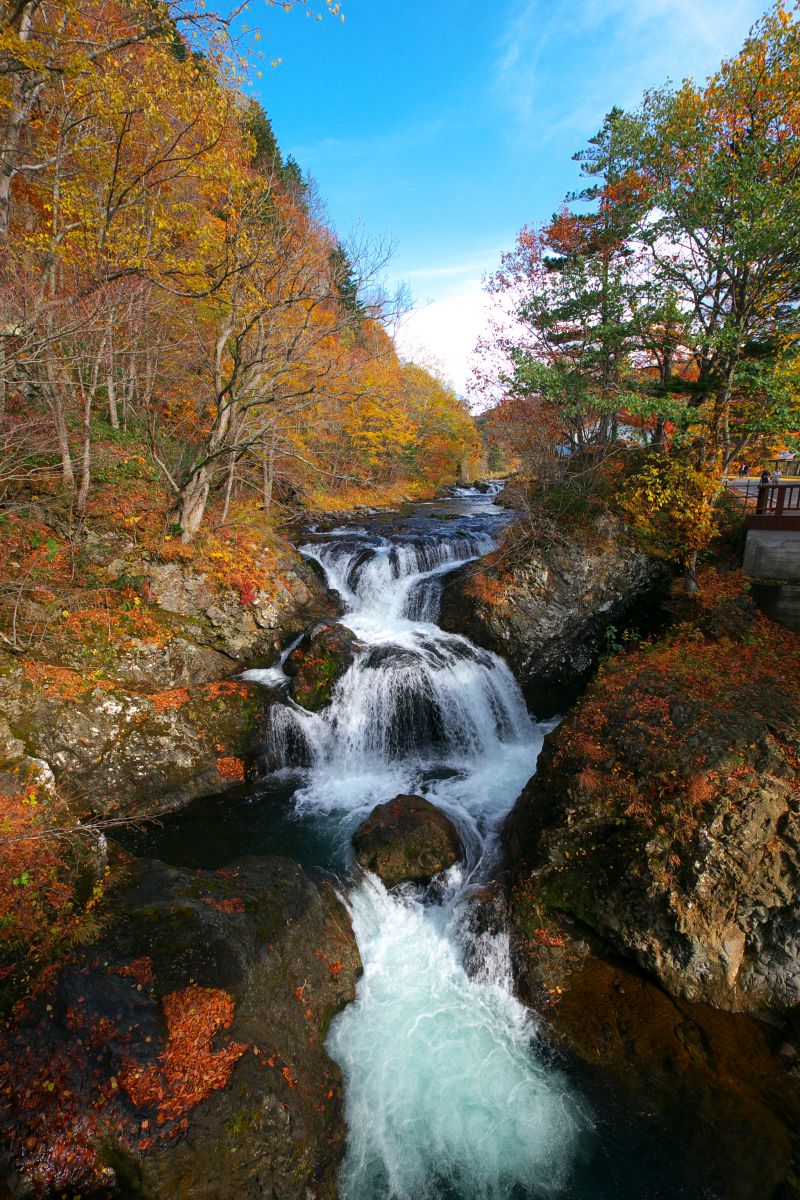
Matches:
[109,957,155,987]
[216,756,245,781]
[200,895,245,913]
[152,687,191,711]
[120,985,247,1124]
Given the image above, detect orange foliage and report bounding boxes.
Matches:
[551,569,799,856]
[120,986,247,1125]
[464,568,511,611]
[109,957,155,988]
[152,687,191,711]
[216,756,245,782]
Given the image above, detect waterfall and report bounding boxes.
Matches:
[256,505,583,1198]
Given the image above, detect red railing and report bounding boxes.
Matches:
[747,482,800,530]
[755,482,800,514]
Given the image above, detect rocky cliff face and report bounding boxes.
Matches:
[504,570,800,1017]
[439,514,662,715]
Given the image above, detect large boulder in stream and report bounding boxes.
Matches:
[353,794,464,886]
[0,852,361,1199]
[285,622,358,712]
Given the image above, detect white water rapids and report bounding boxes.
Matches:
[257,494,583,1198]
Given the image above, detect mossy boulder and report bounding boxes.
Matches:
[0,662,267,819]
[0,852,361,1199]
[285,622,358,712]
[353,794,464,887]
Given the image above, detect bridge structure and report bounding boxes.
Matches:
[742,481,800,583]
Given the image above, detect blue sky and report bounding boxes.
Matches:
[251,0,767,392]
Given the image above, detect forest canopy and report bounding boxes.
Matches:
[0,0,481,540]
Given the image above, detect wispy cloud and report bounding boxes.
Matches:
[493,0,765,146]
[400,248,506,286]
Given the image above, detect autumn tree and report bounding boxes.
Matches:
[627,2,800,470]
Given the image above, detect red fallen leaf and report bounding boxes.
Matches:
[328,961,342,977]
[199,896,245,914]
[109,957,155,987]
[119,986,247,1124]
[294,987,304,1001]
[305,1008,313,1019]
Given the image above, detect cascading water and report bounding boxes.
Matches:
[259,495,584,1198]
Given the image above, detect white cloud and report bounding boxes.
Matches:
[395,285,494,398]
[391,246,508,397]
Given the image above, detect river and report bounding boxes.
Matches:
[131,486,722,1199]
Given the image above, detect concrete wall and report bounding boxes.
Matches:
[750,583,800,632]
[743,529,800,582]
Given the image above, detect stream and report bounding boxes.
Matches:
[129,487,723,1199]
[253,484,582,1199]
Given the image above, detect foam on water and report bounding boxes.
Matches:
[257,508,584,1198]
[328,877,578,1200]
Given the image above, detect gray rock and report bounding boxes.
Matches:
[353,794,464,887]
[0,665,267,819]
[505,726,800,1016]
[440,514,662,715]
[0,717,24,767]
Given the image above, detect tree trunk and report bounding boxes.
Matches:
[262,432,275,513]
[76,390,92,515]
[45,372,75,490]
[106,315,119,428]
[0,3,44,244]
[220,452,236,526]
[177,465,213,542]
[107,372,119,429]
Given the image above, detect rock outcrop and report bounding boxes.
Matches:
[504,571,800,1016]
[285,622,358,711]
[0,663,267,819]
[142,550,333,669]
[504,894,800,1200]
[0,528,335,818]
[439,514,661,715]
[0,852,361,1199]
[353,794,464,886]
